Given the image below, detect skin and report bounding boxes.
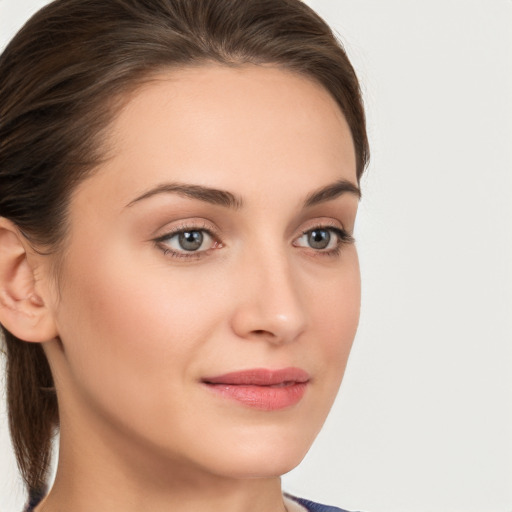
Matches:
[1,65,360,512]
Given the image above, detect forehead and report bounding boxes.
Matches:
[77,64,357,210]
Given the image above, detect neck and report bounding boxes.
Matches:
[37,412,287,512]
[39,475,286,512]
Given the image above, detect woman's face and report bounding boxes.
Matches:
[44,65,360,479]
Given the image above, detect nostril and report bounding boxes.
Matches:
[252,329,274,337]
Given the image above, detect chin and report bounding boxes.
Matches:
[181,422,319,480]
[203,449,308,480]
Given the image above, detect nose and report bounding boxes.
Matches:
[229,247,307,345]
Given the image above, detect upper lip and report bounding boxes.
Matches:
[202,367,310,386]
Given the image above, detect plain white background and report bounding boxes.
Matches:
[1,1,511,511]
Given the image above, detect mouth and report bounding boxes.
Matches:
[201,367,310,411]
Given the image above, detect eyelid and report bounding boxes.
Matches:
[152,218,221,240]
[294,225,354,244]
[292,220,355,255]
[152,220,223,259]
[296,218,353,238]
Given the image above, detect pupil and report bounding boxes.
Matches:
[308,229,330,249]
[178,231,203,251]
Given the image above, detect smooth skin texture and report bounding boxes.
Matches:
[0,65,360,512]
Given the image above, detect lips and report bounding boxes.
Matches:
[202,367,310,411]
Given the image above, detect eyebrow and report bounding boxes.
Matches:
[303,179,361,207]
[125,178,360,209]
[126,182,244,209]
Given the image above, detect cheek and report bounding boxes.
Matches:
[53,243,225,421]
[308,250,360,348]
[304,250,360,398]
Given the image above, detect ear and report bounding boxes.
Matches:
[0,218,58,343]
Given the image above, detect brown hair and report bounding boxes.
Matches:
[0,0,369,498]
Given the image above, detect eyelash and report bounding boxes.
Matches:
[296,223,355,258]
[153,223,354,261]
[153,223,220,260]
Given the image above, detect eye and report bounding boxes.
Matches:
[175,230,206,251]
[294,226,353,253]
[304,228,334,250]
[155,227,220,258]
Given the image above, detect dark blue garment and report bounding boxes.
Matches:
[290,495,356,512]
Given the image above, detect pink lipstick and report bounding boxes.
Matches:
[202,368,309,411]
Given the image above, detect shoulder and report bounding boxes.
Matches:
[286,494,362,512]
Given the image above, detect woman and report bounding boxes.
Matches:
[0,0,369,511]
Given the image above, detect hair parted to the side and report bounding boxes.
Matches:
[0,0,369,498]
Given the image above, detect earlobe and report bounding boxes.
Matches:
[0,218,58,343]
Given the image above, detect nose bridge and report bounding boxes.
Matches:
[231,237,307,343]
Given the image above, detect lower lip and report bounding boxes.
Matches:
[204,382,308,411]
